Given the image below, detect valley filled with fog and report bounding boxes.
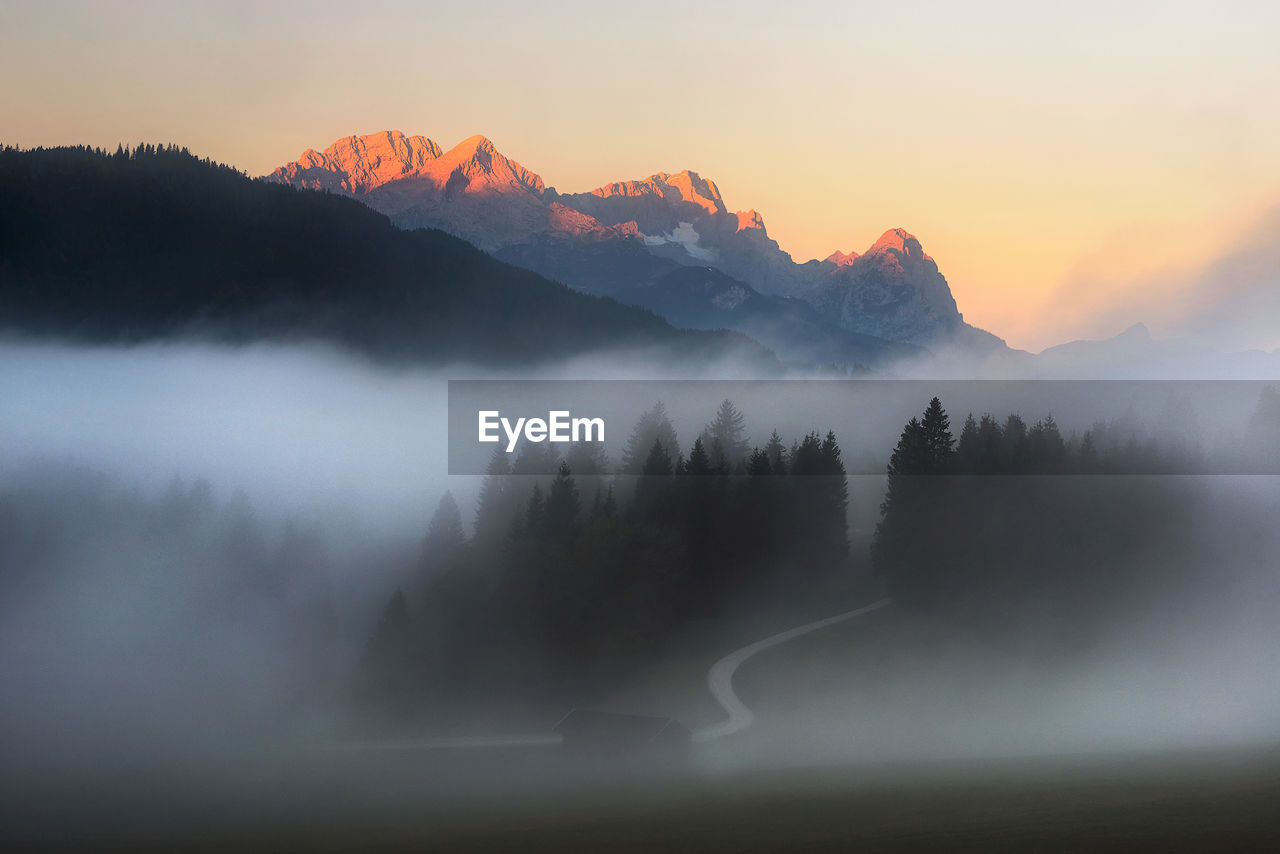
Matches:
[3,339,1279,838]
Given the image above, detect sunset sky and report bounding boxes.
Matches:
[3,0,1279,351]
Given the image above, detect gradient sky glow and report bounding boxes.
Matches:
[3,0,1279,351]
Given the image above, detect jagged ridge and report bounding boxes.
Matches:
[267,132,1008,355]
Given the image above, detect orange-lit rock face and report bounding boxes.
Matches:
[825,230,930,269]
[859,228,935,277]
[265,132,977,346]
[868,227,932,263]
[269,132,544,199]
[735,209,765,232]
[591,170,726,216]
[428,134,545,197]
[268,130,443,195]
[267,131,562,250]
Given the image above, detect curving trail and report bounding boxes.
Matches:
[327,597,891,753]
[694,597,892,743]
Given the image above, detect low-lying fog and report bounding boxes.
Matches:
[2,339,1279,839]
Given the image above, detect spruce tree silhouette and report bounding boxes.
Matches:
[684,437,714,476]
[620,403,681,474]
[704,399,749,471]
[921,396,957,474]
[764,429,788,474]
[544,462,581,542]
[473,447,513,555]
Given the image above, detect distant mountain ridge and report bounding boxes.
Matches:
[1033,322,1280,378]
[0,144,777,369]
[267,131,1008,363]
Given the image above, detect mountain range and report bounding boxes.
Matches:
[0,144,776,370]
[8,139,1269,379]
[267,131,1007,366]
[1034,322,1280,379]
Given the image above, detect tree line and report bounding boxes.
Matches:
[356,399,852,722]
[360,386,1280,721]
[872,388,1280,613]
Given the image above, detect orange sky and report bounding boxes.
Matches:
[3,0,1279,351]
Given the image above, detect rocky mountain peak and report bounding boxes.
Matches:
[455,133,496,155]
[589,169,726,215]
[810,226,966,345]
[268,131,545,198]
[735,209,766,232]
[429,135,545,196]
[868,227,929,260]
[265,131,1002,354]
[824,249,860,267]
[268,130,443,195]
[661,170,726,215]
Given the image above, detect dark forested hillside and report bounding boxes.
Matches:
[0,145,776,367]
[354,398,856,722]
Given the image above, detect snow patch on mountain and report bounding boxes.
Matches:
[642,221,716,262]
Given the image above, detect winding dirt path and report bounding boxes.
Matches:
[694,597,892,742]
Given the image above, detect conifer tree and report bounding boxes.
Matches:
[523,483,545,536]
[685,436,713,476]
[641,438,673,476]
[873,410,937,597]
[976,414,1003,474]
[786,431,850,563]
[704,399,749,470]
[424,491,466,555]
[957,413,980,474]
[764,429,788,474]
[821,431,847,476]
[544,461,580,540]
[920,397,956,474]
[819,430,850,558]
[886,417,927,476]
[1028,414,1066,473]
[473,446,513,550]
[1002,414,1029,472]
[620,403,681,474]
[746,447,772,476]
[632,439,674,519]
[420,492,469,595]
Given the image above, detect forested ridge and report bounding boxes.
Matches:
[358,387,1280,724]
[0,144,775,366]
[873,390,1280,617]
